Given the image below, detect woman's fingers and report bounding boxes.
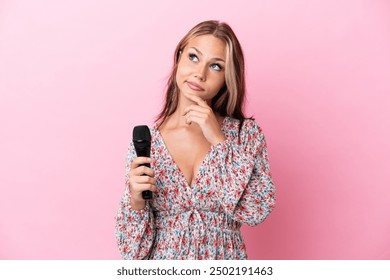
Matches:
[127,156,157,203]
[184,111,207,125]
[128,173,157,194]
[130,157,154,177]
[134,174,156,185]
[132,165,155,177]
[130,156,152,169]
[182,104,209,116]
[183,92,208,107]
[129,176,157,191]
[182,92,227,145]
[131,182,157,193]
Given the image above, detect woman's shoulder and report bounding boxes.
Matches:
[149,121,161,133]
[223,117,264,147]
[224,116,262,132]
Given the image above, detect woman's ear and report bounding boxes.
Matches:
[176,50,182,62]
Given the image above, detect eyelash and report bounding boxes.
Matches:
[189,53,198,62]
[188,53,223,71]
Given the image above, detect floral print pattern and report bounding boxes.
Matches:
[115,117,276,259]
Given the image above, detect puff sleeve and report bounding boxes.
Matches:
[115,141,155,259]
[209,119,276,226]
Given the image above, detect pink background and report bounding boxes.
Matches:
[1,0,389,259]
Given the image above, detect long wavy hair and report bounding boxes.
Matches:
[155,20,250,129]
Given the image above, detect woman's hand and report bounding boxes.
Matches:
[128,157,156,210]
[182,92,226,145]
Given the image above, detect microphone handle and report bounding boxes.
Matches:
[139,162,153,200]
[133,138,153,200]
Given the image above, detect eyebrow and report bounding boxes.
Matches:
[189,47,225,62]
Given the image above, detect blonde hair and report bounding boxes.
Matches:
[156,20,249,127]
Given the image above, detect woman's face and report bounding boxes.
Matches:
[176,35,226,101]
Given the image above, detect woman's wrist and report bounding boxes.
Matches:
[130,197,146,210]
[211,133,226,146]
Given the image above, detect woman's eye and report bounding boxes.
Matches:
[210,64,222,71]
[189,53,198,62]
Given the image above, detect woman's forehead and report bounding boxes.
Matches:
[184,35,226,59]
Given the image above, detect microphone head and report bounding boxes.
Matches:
[133,125,151,141]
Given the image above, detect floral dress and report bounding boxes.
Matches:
[115,117,276,259]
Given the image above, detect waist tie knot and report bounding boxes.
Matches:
[184,208,204,258]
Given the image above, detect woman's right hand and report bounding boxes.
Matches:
[128,157,156,210]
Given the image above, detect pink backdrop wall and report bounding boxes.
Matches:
[1,0,389,259]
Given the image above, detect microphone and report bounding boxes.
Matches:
[132,125,153,200]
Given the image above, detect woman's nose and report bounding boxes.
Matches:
[194,64,207,81]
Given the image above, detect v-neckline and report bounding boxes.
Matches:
[153,117,227,188]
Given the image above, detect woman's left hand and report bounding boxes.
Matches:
[182,92,226,145]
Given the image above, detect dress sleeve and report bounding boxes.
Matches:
[209,119,276,226]
[115,140,155,259]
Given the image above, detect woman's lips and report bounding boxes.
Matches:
[186,81,204,91]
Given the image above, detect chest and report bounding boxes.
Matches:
[159,128,211,186]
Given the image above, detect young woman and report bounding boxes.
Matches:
[115,20,276,259]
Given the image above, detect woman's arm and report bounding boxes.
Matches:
[115,141,155,259]
[209,119,276,226]
[115,188,155,259]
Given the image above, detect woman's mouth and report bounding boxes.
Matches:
[186,81,204,91]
